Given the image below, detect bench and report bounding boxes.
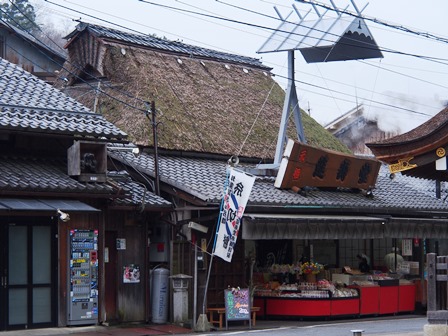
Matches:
[206,306,260,329]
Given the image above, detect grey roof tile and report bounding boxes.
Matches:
[0,155,114,195]
[113,152,448,213]
[0,58,127,141]
[0,155,172,209]
[108,171,171,208]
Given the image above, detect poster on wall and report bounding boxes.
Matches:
[224,288,251,329]
[123,264,140,283]
[402,239,413,256]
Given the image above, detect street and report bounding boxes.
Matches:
[0,315,427,336]
[193,315,426,336]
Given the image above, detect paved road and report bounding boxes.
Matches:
[194,316,426,336]
[0,315,427,336]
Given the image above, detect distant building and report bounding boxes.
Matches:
[0,21,66,83]
[325,104,398,155]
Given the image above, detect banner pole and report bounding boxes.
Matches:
[195,166,231,331]
[202,253,214,315]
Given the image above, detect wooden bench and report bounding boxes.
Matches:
[206,306,260,329]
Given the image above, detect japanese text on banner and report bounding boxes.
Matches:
[214,167,255,262]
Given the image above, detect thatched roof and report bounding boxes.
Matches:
[56,23,350,160]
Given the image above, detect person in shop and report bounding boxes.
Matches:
[356,254,370,273]
[384,247,404,272]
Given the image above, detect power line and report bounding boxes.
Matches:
[295,0,448,45]
[40,1,444,117]
[0,7,150,115]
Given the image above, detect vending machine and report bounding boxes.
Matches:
[67,229,99,325]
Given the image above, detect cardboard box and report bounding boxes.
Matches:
[332,273,368,285]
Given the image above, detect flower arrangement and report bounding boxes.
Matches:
[301,262,324,275]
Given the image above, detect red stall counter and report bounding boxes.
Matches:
[350,285,380,315]
[379,285,399,314]
[265,297,331,317]
[331,298,360,316]
[398,283,416,312]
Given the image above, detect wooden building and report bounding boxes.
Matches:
[0,21,66,83]
[57,22,448,325]
[0,57,172,331]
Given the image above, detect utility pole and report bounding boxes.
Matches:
[146,101,160,196]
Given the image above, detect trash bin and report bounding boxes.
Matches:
[151,268,170,324]
[170,274,192,324]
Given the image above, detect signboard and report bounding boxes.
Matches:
[224,288,251,329]
[275,139,381,190]
[214,167,255,262]
[402,239,413,256]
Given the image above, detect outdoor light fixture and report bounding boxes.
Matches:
[57,209,70,222]
[188,222,208,233]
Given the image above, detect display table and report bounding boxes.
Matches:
[399,283,416,312]
[254,282,416,319]
[254,296,359,318]
[379,285,399,314]
[351,285,379,315]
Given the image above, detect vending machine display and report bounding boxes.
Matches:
[67,229,99,325]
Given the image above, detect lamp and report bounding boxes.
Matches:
[57,209,70,222]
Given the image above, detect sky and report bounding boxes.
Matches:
[34,0,448,134]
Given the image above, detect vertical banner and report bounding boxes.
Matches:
[213,167,255,262]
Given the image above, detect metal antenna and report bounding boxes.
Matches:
[253,0,382,172]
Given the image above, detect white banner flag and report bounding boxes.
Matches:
[213,167,255,262]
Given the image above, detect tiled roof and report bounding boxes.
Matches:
[0,155,113,195]
[69,22,270,70]
[113,152,448,214]
[369,107,448,146]
[0,58,127,141]
[0,155,172,209]
[108,171,172,208]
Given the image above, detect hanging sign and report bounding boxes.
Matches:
[275,139,381,190]
[402,239,413,256]
[213,167,255,262]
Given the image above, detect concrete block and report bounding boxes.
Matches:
[424,324,448,336]
[195,314,211,332]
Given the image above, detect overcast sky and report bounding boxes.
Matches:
[36,0,448,134]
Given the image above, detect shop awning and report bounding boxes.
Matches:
[242,214,386,240]
[386,217,448,239]
[0,198,100,212]
[242,214,448,239]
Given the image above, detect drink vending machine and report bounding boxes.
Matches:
[67,229,99,325]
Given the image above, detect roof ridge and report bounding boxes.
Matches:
[72,21,270,69]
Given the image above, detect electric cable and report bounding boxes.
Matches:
[3,3,152,114]
[41,1,446,114]
[28,2,444,122]
[295,0,448,45]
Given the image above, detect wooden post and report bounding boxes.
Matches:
[427,253,436,312]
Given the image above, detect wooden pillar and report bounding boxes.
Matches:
[427,253,436,312]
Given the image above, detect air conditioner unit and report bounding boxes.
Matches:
[67,141,107,182]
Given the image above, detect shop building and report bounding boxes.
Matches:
[0,58,173,331]
[113,142,448,322]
